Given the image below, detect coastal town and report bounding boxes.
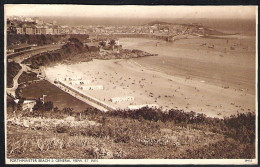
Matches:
[6,15,255,117]
[7,16,222,39]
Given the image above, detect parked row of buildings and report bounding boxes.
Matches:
[7,16,84,35]
[8,24,71,35]
[15,26,64,35]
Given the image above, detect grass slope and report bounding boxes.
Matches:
[7,106,255,159]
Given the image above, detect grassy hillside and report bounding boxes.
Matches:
[7,105,255,159]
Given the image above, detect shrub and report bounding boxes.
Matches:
[55,125,68,133]
[114,134,130,143]
[7,61,22,88]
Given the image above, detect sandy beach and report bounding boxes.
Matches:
[45,35,256,118]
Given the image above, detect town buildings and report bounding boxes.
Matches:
[7,16,207,40]
[7,16,69,35]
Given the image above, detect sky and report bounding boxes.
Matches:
[5,5,257,19]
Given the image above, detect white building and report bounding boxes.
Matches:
[111,96,135,103]
[14,99,36,112]
[127,104,159,110]
[79,85,103,90]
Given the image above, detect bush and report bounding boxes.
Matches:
[114,134,131,143]
[7,61,22,88]
[106,108,255,144]
[84,107,102,115]
[56,125,68,133]
[18,71,38,84]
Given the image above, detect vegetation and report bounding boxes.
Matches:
[177,139,255,159]
[7,34,90,47]
[7,34,67,46]
[18,71,38,84]
[7,102,255,159]
[107,108,255,144]
[7,61,22,88]
[69,34,89,42]
[21,37,89,69]
[21,36,156,69]
[61,37,87,54]
[33,99,54,112]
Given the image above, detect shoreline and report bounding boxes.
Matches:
[40,35,256,118]
[120,37,256,94]
[44,57,255,118]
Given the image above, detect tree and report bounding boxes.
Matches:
[17,98,25,111]
[32,99,44,111]
[40,34,46,42]
[68,38,80,43]
[62,107,74,115]
[44,101,53,111]
[7,98,16,111]
[53,107,59,113]
[109,39,116,46]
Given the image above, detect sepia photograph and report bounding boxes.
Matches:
[4,4,258,165]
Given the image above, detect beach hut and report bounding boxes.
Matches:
[127,104,159,110]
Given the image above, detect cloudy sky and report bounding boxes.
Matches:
[5,5,257,19]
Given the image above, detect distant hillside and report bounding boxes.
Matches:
[203,27,227,36]
[144,20,173,26]
[145,20,229,36]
